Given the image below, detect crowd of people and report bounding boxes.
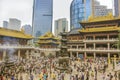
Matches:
[0,56,120,80]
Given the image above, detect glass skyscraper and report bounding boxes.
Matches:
[114,0,120,17]
[70,0,93,29]
[32,0,53,37]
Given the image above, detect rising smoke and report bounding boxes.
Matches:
[3,37,19,61]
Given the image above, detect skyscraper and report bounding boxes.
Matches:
[70,0,93,29]
[114,0,120,17]
[94,0,112,17]
[32,0,53,37]
[54,18,68,38]
[70,0,112,29]
[8,18,21,31]
[3,21,8,28]
[22,25,32,35]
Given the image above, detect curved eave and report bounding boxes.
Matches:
[0,28,33,39]
[38,37,59,40]
[78,27,120,33]
[79,18,120,28]
[38,42,60,44]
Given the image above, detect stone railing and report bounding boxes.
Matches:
[37,48,60,51]
[68,48,120,52]
[0,44,34,49]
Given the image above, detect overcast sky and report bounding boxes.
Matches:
[0,0,112,31]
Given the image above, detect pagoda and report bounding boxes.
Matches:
[37,32,60,48]
[56,31,71,73]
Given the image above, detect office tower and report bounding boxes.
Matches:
[70,0,93,29]
[3,21,8,28]
[32,0,53,37]
[114,0,120,17]
[54,18,68,38]
[94,0,112,17]
[22,25,32,35]
[8,18,21,31]
[70,0,113,29]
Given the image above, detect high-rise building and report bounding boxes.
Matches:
[3,21,8,28]
[8,18,21,31]
[54,18,68,38]
[70,0,112,29]
[70,0,93,29]
[94,0,112,17]
[22,25,32,35]
[114,0,120,17]
[32,0,53,37]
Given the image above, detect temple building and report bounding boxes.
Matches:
[68,13,120,61]
[37,32,60,48]
[0,27,33,61]
[37,32,60,56]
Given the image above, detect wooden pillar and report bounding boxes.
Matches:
[114,55,117,69]
[107,34,109,39]
[18,50,20,60]
[93,43,96,49]
[3,50,6,61]
[94,52,96,59]
[108,53,111,65]
[70,52,72,58]
[84,52,87,60]
[26,50,29,59]
[76,52,79,58]
[107,43,110,50]
[77,45,79,49]
[71,45,72,48]
[84,43,86,49]
[93,35,95,40]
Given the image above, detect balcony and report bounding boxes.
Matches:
[38,48,60,51]
[68,48,120,52]
[68,40,83,44]
[84,38,118,43]
[0,44,34,49]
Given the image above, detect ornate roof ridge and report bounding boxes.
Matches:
[81,13,117,23]
[39,32,59,40]
[0,27,33,39]
[78,26,120,33]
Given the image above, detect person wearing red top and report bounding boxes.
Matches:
[0,74,4,80]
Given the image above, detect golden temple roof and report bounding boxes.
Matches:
[78,26,120,33]
[39,32,59,40]
[38,32,60,44]
[81,13,117,23]
[0,27,33,39]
